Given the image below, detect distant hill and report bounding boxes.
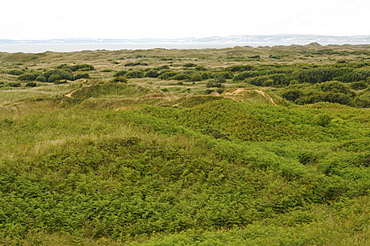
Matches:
[1,34,370,45]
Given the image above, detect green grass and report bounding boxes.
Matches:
[1,44,370,245]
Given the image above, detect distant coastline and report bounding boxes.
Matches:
[1,35,370,53]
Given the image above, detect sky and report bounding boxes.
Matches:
[1,0,369,40]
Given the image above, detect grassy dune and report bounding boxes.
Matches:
[1,44,370,245]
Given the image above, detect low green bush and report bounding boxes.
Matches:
[110,76,128,83]
[124,62,148,66]
[73,73,90,80]
[158,71,178,80]
[8,82,21,87]
[126,71,145,78]
[225,64,253,72]
[113,70,128,77]
[25,82,37,87]
[7,70,24,75]
[57,64,95,71]
[145,70,159,78]
[18,73,39,81]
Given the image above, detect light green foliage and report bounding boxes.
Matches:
[18,72,40,81]
[1,44,370,245]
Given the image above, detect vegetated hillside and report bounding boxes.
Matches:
[1,44,370,245]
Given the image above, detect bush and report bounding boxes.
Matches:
[43,69,73,81]
[48,74,62,82]
[74,73,90,80]
[201,126,230,140]
[247,74,290,87]
[281,89,302,102]
[8,82,21,87]
[350,81,368,90]
[233,71,259,81]
[57,64,94,71]
[110,76,128,83]
[18,73,39,81]
[315,114,332,127]
[195,66,208,71]
[225,65,253,72]
[73,64,95,71]
[318,81,352,95]
[158,71,178,80]
[183,63,197,67]
[189,73,203,81]
[36,74,47,82]
[214,71,234,80]
[7,70,24,75]
[25,82,37,87]
[145,70,159,78]
[126,71,145,78]
[206,79,225,88]
[113,70,128,77]
[172,73,190,81]
[54,80,68,84]
[124,62,148,66]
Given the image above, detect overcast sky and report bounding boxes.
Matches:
[1,0,369,40]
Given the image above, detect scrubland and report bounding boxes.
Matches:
[1,43,370,245]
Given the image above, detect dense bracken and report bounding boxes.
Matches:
[1,44,370,245]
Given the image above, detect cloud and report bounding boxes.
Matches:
[1,0,369,39]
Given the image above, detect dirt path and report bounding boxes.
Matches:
[255,90,278,106]
[224,88,278,106]
[65,84,93,98]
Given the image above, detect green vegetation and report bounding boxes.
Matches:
[1,44,370,245]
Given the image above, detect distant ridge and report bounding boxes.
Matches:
[1,35,370,45]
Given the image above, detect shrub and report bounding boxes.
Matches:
[201,126,230,140]
[113,70,128,77]
[158,71,178,80]
[281,89,302,102]
[18,73,39,81]
[315,114,332,127]
[124,62,148,66]
[321,92,354,105]
[57,64,94,71]
[110,76,128,83]
[8,82,21,87]
[7,70,24,75]
[206,79,225,88]
[318,81,352,95]
[189,73,203,81]
[126,71,145,78]
[183,63,197,67]
[247,74,290,87]
[215,71,234,79]
[298,151,318,164]
[43,69,73,81]
[350,81,368,90]
[25,82,37,87]
[195,66,208,71]
[48,74,62,82]
[172,73,190,81]
[54,80,68,84]
[36,74,47,82]
[233,71,259,81]
[225,65,253,72]
[154,65,170,70]
[73,64,94,71]
[145,70,159,78]
[74,73,90,80]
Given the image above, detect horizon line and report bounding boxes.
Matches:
[1,34,370,41]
